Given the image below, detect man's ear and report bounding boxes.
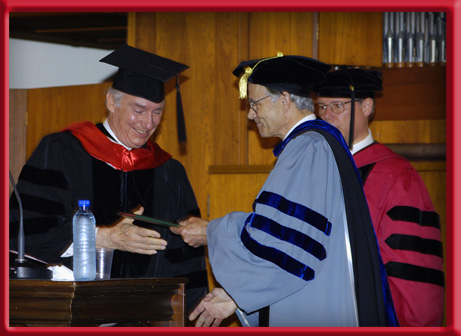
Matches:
[280,91,291,111]
[106,91,115,113]
[361,97,374,118]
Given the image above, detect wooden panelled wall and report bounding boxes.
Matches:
[9,12,446,327]
[128,12,446,278]
[126,12,391,210]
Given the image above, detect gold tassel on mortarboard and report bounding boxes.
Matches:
[238,52,284,99]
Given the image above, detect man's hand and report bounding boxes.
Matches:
[96,206,167,254]
[170,217,208,248]
[189,287,238,327]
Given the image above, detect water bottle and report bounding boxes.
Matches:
[73,200,96,281]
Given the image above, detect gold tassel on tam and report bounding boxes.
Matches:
[239,67,253,99]
[238,52,284,99]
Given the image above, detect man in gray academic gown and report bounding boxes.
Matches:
[172,54,398,327]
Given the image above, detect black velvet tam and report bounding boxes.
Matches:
[233,54,331,97]
[314,68,383,99]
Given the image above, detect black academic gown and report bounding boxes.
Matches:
[10,123,208,313]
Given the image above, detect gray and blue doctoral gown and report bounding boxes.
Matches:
[207,117,398,327]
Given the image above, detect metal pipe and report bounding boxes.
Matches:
[395,12,405,67]
[385,12,395,67]
[406,12,416,66]
[428,12,437,65]
[438,12,446,64]
[415,12,425,66]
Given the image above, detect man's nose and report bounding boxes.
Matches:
[247,108,256,120]
[141,113,154,129]
[321,107,335,120]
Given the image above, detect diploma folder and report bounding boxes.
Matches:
[117,212,181,228]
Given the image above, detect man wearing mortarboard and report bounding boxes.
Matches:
[314,68,444,326]
[172,54,398,327]
[9,45,208,315]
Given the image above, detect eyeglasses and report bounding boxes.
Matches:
[314,100,356,115]
[249,95,271,112]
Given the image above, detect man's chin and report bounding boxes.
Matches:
[130,133,152,147]
[256,125,267,137]
[128,139,148,149]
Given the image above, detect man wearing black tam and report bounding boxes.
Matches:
[9,45,208,316]
[172,54,398,327]
[315,68,444,326]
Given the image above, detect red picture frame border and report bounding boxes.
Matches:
[1,1,458,335]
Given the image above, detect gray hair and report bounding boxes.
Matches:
[265,87,314,112]
[107,87,125,108]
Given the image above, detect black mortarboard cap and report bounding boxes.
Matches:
[232,52,331,99]
[100,44,189,143]
[314,67,383,150]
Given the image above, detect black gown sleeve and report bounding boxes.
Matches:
[9,132,93,266]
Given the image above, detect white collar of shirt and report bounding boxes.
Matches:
[283,114,317,140]
[350,129,374,155]
[103,119,132,150]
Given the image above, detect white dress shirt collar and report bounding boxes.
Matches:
[284,114,317,140]
[350,129,374,155]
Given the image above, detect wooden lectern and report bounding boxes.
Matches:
[9,278,187,327]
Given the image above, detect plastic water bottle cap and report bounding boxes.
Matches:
[78,200,90,207]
